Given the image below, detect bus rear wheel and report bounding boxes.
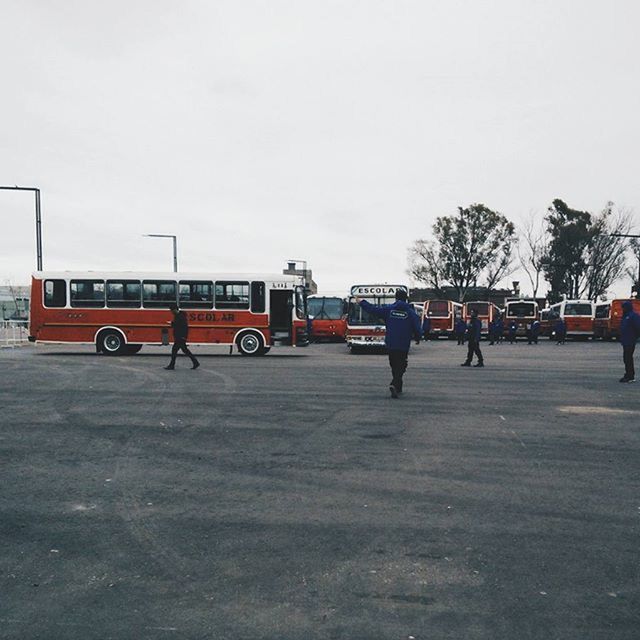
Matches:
[237,331,265,356]
[98,330,126,356]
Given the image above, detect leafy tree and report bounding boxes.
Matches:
[409,203,516,302]
[627,238,640,296]
[543,199,593,302]
[543,199,631,302]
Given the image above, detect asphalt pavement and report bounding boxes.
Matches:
[1,339,639,639]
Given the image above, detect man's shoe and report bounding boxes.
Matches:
[164,365,175,370]
[619,376,635,383]
[474,362,484,367]
[191,361,200,370]
[461,362,471,367]
[389,384,399,398]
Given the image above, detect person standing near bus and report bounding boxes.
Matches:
[462,309,484,367]
[455,317,466,345]
[508,320,518,344]
[355,289,422,398]
[619,300,640,383]
[494,315,504,344]
[165,304,200,370]
[528,319,541,344]
[554,317,566,344]
[422,314,431,340]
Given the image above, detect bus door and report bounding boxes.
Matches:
[269,289,293,344]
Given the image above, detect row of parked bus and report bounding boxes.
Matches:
[26,271,640,356]
[308,288,640,351]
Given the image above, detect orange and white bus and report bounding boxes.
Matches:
[504,299,539,337]
[462,301,500,336]
[28,271,309,356]
[547,299,594,339]
[307,295,347,342]
[593,299,640,340]
[422,299,463,338]
[346,284,408,352]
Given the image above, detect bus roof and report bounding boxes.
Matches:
[32,270,302,283]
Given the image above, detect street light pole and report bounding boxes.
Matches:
[143,234,178,272]
[0,185,43,270]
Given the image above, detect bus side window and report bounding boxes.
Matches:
[251,281,265,313]
[179,281,213,309]
[70,280,105,308]
[44,279,67,308]
[143,281,177,308]
[215,282,250,309]
[107,280,141,308]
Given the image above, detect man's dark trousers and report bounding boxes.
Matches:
[388,349,408,392]
[465,340,483,365]
[169,339,198,367]
[623,344,636,379]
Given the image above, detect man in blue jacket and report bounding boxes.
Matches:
[455,317,466,345]
[462,309,484,367]
[356,289,422,398]
[619,300,640,383]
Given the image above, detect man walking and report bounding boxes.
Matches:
[356,289,422,398]
[165,304,200,370]
[462,309,484,367]
[528,319,541,344]
[619,300,640,383]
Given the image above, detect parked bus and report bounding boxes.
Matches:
[593,299,640,340]
[28,271,309,356]
[504,299,540,337]
[307,295,347,342]
[462,301,500,336]
[422,299,463,338]
[346,284,408,352]
[539,307,552,338]
[547,299,594,339]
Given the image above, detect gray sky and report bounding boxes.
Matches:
[1,0,639,296]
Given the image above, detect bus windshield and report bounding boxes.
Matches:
[508,302,536,317]
[467,302,489,315]
[348,300,385,326]
[427,301,450,317]
[308,297,344,320]
[564,303,592,316]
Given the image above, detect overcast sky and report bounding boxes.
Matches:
[1,0,639,296]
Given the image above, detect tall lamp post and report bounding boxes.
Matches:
[143,234,178,272]
[0,185,42,270]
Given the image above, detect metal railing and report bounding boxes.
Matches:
[0,320,29,347]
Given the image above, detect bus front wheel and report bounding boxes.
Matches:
[98,330,126,356]
[237,331,265,356]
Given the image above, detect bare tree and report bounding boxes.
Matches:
[408,239,446,298]
[517,211,548,299]
[581,203,632,300]
[626,238,640,295]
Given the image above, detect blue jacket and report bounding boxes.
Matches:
[467,317,482,342]
[620,302,640,347]
[360,300,422,351]
[455,318,466,334]
[422,316,431,337]
[508,321,517,334]
[531,320,541,336]
[554,319,566,334]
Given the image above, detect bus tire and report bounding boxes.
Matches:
[237,331,265,356]
[125,344,142,355]
[98,329,127,356]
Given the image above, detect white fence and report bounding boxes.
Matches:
[0,320,29,347]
